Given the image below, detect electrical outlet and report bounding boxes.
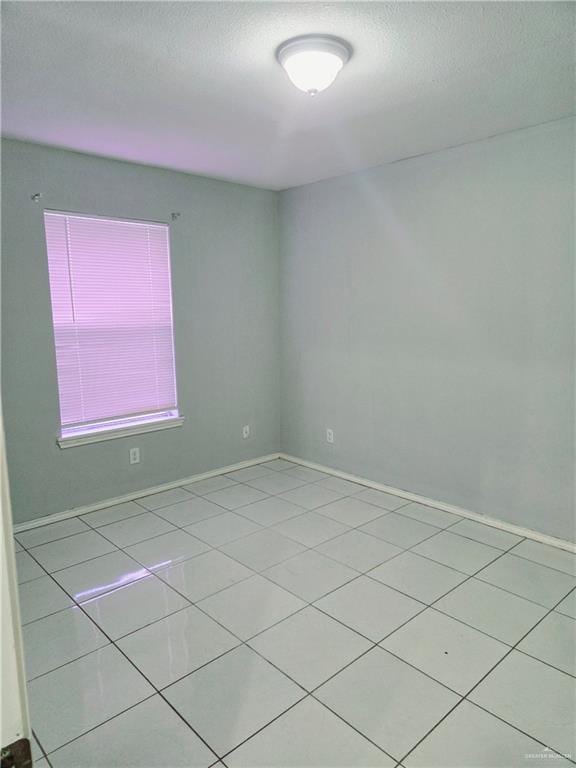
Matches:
[242,425,250,439]
[129,447,140,465]
[326,428,334,444]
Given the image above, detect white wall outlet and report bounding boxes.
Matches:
[242,425,250,439]
[326,428,334,444]
[129,447,140,465]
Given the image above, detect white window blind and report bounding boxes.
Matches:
[43,211,179,441]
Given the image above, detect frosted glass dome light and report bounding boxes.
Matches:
[276,35,352,96]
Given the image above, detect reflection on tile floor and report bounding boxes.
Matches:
[14,460,576,767]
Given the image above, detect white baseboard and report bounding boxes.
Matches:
[14,449,576,555]
[13,453,281,534]
[280,453,576,554]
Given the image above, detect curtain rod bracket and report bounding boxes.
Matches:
[170,212,180,221]
[31,193,43,203]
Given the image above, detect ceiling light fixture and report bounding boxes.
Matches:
[276,35,352,96]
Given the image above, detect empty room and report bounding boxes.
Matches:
[1,2,574,767]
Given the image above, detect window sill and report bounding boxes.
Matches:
[57,416,185,449]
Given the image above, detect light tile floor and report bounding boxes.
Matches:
[14,460,576,767]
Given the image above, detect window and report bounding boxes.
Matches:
[43,211,182,446]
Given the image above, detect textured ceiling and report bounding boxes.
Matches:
[2,2,574,189]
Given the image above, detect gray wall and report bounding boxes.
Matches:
[280,118,575,541]
[3,120,574,540]
[2,139,281,524]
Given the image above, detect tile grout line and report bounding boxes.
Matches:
[27,511,407,764]
[16,525,103,550]
[20,567,576,763]
[21,470,570,595]
[105,475,399,570]
[136,485,576,613]
[279,456,576,554]
[24,594,208,677]
[400,583,576,766]
[14,454,575,552]
[22,543,224,765]
[184,510,455,628]
[214,479,475,572]
[27,562,575,763]
[20,537,123,577]
[494,549,576,579]
[19,545,157,757]
[154,523,576,748]
[15,462,576,764]
[361,533,575,612]
[264,536,561,758]
[21,509,341,763]
[19,484,568,666]
[16,469,410,551]
[156,518,535,745]
[32,727,52,768]
[17,475,571,644]
[87,516,188,550]
[228,683,399,767]
[302,539,529,707]
[515,644,576,680]
[162,575,402,766]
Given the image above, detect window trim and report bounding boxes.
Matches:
[57,415,185,448]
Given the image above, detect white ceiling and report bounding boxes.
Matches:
[2,2,574,190]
